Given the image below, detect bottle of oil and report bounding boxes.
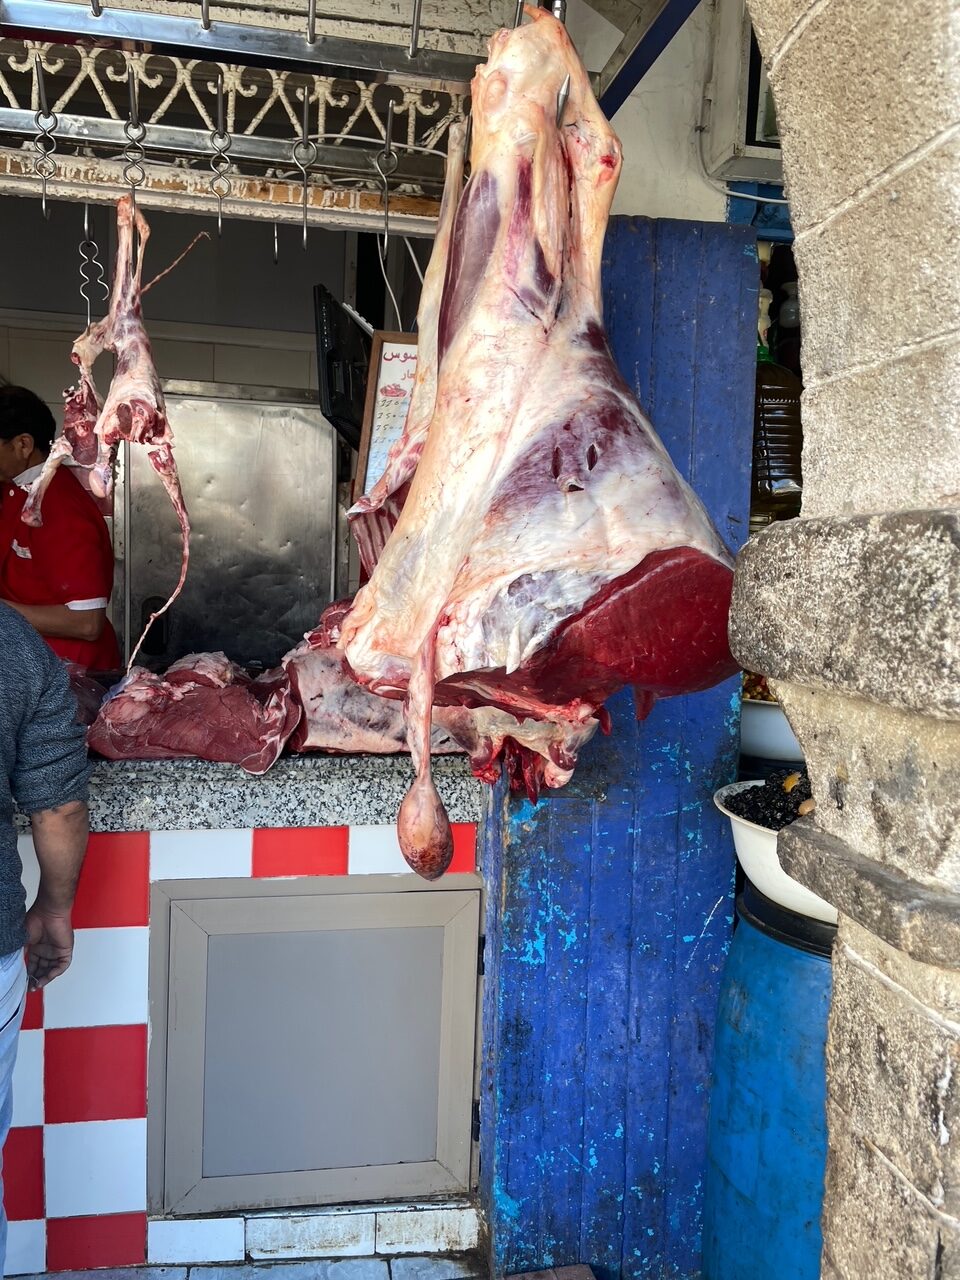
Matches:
[751,288,803,525]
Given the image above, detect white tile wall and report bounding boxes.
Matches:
[43,927,149,1028]
[5,1220,46,1277]
[149,829,253,880]
[44,1119,147,1217]
[11,1028,43,1127]
[147,1216,246,1264]
[247,1213,377,1260]
[347,826,410,875]
[375,1208,480,1255]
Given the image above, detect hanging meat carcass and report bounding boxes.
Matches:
[340,9,739,879]
[21,196,204,665]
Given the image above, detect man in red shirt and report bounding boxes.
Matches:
[0,385,121,671]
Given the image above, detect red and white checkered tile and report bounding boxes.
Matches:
[4,822,477,1273]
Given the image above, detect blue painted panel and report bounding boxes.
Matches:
[480,217,758,1280]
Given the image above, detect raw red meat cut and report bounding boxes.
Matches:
[88,653,300,775]
[22,196,205,666]
[341,10,738,878]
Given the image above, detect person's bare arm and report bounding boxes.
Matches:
[2,599,106,642]
[25,799,89,988]
[11,627,92,987]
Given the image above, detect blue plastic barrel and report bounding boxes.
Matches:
[703,882,833,1280]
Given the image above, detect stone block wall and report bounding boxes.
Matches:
[736,0,960,1274]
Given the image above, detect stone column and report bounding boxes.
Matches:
[735,2,960,1276]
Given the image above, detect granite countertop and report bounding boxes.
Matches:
[16,754,484,834]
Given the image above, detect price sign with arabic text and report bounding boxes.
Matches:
[355,331,418,498]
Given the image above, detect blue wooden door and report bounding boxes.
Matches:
[479,217,757,1280]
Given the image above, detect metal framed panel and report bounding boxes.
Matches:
[149,874,482,1216]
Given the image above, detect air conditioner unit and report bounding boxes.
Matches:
[703,0,782,185]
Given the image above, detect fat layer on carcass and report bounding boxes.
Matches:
[22,196,203,666]
[340,9,738,878]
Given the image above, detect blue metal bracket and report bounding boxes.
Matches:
[596,0,704,118]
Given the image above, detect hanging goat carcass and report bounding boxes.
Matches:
[340,10,739,879]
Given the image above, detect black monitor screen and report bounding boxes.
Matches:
[314,285,372,451]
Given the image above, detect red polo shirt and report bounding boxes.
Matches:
[0,464,121,671]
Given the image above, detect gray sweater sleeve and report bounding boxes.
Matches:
[11,640,91,815]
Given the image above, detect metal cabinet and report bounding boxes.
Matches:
[148,873,482,1216]
[115,380,347,669]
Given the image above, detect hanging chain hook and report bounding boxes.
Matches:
[291,84,318,251]
[208,67,232,236]
[32,55,58,220]
[123,63,147,212]
[79,203,109,328]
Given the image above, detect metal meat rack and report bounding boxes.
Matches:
[0,0,575,235]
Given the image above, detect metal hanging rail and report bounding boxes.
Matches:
[0,0,480,93]
[0,109,446,187]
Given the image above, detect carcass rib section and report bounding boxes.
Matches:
[341,10,738,878]
[22,196,204,667]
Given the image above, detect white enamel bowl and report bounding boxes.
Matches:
[740,699,804,762]
[714,780,838,925]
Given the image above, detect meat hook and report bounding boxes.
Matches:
[556,73,570,127]
[306,0,317,45]
[79,202,109,327]
[291,86,318,250]
[374,99,401,327]
[32,55,58,220]
[273,221,279,266]
[208,68,232,236]
[551,0,567,21]
[408,0,423,58]
[90,0,103,14]
[200,0,211,31]
[513,0,524,26]
[123,65,147,215]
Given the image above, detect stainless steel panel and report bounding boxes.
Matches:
[126,392,337,668]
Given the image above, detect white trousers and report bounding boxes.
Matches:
[0,950,27,1280]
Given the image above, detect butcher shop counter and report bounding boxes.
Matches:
[16,751,483,832]
[10,751,486,1275]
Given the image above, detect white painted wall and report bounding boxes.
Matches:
[566,0,726,222]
